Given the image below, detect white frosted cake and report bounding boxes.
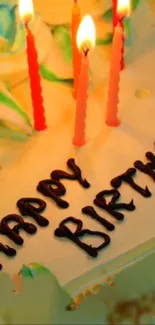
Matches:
[1,0,155,324]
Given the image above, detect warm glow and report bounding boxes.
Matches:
[117,0,130,17]
[19,0,34,22]
[76,15,96,54]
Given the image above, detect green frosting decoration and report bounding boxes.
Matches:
[53,26,72,65]
[124,17,132,46]
[0,124,29,140]
[0,90,31,125]
[40,64,73,85]
[20,265,33,278]
[96,33,113,46]
[0,91,31,125]
[19,263,51,278]
[102,8,113,22]
[0,82,32,136]
[132,0,141,11]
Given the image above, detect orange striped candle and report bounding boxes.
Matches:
[73,16,96,147]
[106,22,123,127]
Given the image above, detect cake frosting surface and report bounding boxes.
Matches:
[0,0,155,294]
[0,0,155,323]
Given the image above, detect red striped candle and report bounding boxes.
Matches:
[19,0,46,131]
[117,0,130,70]
[113,0,118,29]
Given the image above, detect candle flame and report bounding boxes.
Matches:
[117,0,130,18]
[76,15,96,54]
[19,0,34,23]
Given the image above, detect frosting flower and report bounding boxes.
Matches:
[0,3,17,52]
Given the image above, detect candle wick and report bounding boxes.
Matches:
[23,13,32,26]
[118,10,128,21]
[119,15,124,22]
[81,45,90,56]
[83,49,89,56]
[81,41,92,56]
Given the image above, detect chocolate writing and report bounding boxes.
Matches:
[37,179,69,208]
[0,243,16,270]
[37,158,90,209]
[0,214,37,245]
[134,152,155,182]
[0,151,155,269]
[94,189,135,221]
[82,206,115,231]
[111,168,151,197]
[51,158,90,188]
[17,198,49,227]
[54,217,111,257]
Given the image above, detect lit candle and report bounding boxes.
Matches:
[106,0,130,127]
[71,0,81,98]
[73,15,96,147]
[19,0,46,131]
[117,0,130,70]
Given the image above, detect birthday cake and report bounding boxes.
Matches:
[1,0,155,323]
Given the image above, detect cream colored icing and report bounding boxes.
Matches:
[5,0,109,25]
[0,0,155,316]
[0,1,155,294]
[32,0,108,25]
